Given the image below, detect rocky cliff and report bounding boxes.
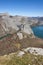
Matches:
[0,13,34,39]
[0,13,43,39]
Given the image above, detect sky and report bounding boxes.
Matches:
[0,0,43,17]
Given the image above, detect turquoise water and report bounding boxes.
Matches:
[31,26,43,38]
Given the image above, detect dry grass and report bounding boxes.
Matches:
[0,52,43,65]
[0,36,43,55]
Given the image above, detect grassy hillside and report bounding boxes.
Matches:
[0,36,43,55]
[0,52,43,65]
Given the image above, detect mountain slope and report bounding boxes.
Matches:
[0,13,34,38]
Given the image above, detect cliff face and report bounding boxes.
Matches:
[0,13,34,38]
[0,13,43,38]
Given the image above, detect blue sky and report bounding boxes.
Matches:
[0,0,43,16]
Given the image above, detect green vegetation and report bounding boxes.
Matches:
[0,34,11,40]
[0,53,43,65]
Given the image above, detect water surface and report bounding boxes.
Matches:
[31,26,43,38]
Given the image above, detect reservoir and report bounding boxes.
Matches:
[31,26,43,38]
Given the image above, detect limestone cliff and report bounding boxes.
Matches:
[0,13,34,38]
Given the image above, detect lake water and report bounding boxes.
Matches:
[31,26,43,38]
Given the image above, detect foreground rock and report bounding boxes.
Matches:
[23,47,43,55]
[0,48,43,65]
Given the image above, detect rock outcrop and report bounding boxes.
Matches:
[0,13,43,39]
[0,13,35,39]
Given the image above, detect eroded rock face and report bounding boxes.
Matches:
[0,13,34,38]
[22,24,33,34]
[17,32,23,39]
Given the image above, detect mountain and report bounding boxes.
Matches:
[0,13,43,38]
[0,13,34,38]
[0,13,43,56]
